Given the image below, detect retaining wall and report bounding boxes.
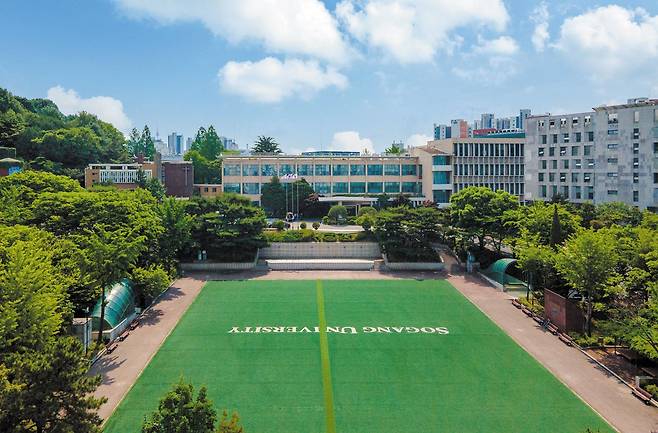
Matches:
[259,242,381,259]
[382,254,445,271]
[181,252,258,272]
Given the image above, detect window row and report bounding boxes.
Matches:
[223,181,422,195]
[540,159,595,170]
[454,163,524,177]
[223,163,418,177]
[538,172,594,183]
[453,142,524,157]
[540,185,594,200]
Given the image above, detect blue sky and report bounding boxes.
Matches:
[2,0,658,153]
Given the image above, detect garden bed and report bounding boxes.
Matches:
[263,229,373,243]
[382,253,444,271]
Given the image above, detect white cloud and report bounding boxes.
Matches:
[555,6,658,80]
[218,57,347,103]
[452,57,518,85]
[47,86,132,132]
[330,131,374,153]
[473,36,519,56]
[405,133,431,148]
[336,0,509,63]
[113,0,352,64]
[531,2,550,52]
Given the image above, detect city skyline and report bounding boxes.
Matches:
[2,1,658,153]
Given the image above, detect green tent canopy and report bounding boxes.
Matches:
[481,258,527,289]
[91,279,136,331]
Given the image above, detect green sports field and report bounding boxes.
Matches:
[104,279,614,433]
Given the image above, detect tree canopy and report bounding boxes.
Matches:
[251,136,281,154]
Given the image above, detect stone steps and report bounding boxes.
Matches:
[265,259,375,270]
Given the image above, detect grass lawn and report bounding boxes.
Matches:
[103,279,614,433]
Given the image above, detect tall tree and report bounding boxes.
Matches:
[384,142,403,155]
[80,226,145,345]
[140,125,156,159]
[549,204,562,247]
[156,197,194,269]
[191,125,223,160]
[554,230,618,336]
[251,136,281,154]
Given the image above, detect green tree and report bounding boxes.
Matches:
[373,206,441,262]
[142,379,217,433]
[554,230,618,336]
[449,187,518,251]
[384,142,403,155]
[593,202,643,228]
[514,231,557,299]
[190,194,267,262]
[251,136,281,154]
[327,205,348,225]
[146,177,166,201]
[0,232,104,433]
[156,197,194,268]
[260,177,316,218]
[191,126,224,160]
[140,125,156,159]
[126,127,142,157]
[131,265,172,307]
[184,150,221,184]
[549,204,562,247]
[80,226,145,345]
[507,201,581,246]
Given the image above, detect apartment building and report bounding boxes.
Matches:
[525,98,658,211]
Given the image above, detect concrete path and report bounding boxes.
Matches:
[440,254,658,433]
[90,277,205,421]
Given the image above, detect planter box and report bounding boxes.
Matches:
[181,252,258,272]
[382,253,445,271]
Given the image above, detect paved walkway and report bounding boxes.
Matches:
[439,254,658,433]
[90,277,205,420]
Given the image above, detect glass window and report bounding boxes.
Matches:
[587,186,594,199]
[433,190,451,204]
[332,164,348,176]
[261,164,276,177]
[541,135,547,144]
[223,183,240,193]
[279,164,295,175]
[607,158,618,164]
[401,164,417,175]
[384,182,400,193]
[541,160,547,169]
[608,190,618,195]
[549,173,555,182]
[634,111,640,123]
[433,171,450,184]
[587,159,595,168]
[242,183,259,194]
[552,134,558,144]
[587,131,594,141]
[350,164,366,176]
[549,147,555,156]
[560,147,567,156]
[563,160,569,169]
[584,145,592,156]
[574,186,582,199]
[401,182,418,194]
[242,164,259,176]
[634,190,639,202]
[541,185,547,198]
[538,147,545,157]
[367,164,383,175]
[575,132,582,142]
[574,159,582,169]
[633,173,639,184]
[551,160,558,169]
[584,173,592,183]
[298,164,312,176]
[432,156,450,165]
[571,146,579,156]
[384,164,400,175]
[314,164,330,176]
[223,164,240,176]
[332,182,348,194]
[367,182,383,193]
[314,182,330,194]
[350,182,366,194]
[538,173,544,182]
[571,173,579,182]
[607,143,618,150]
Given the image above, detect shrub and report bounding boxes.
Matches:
[361,218,372,232]
[321,216,329,225]
[312,222,320,230]
[299,222,307,229]
[272,220,285,231]
[327,205,348,225]
[645,384,658,399]
[357,206,377,217]
[264,229,315,243]
[131,265,172,307]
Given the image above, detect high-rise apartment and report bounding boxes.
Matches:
[524,98,658,211]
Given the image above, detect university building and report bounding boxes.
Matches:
[525,98,658,211]
[222,137,526,209]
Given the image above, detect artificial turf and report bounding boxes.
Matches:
[103,279,614,433]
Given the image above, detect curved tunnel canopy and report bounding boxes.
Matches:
[91,279,135,331]
[482,258,526,287]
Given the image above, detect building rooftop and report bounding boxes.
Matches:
[594,98,658,111]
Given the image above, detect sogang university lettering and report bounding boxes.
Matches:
[228,326,449,335]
